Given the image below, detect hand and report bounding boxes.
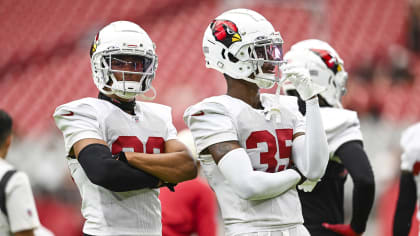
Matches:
[113,151,128,163]
[297,179,319,192]
[322,223,361,236]
[281,63,325,100]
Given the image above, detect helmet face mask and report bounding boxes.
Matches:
[282,39,348,108]
[90,21,158,100]
[203,9,284,89]
[249,34,284,88]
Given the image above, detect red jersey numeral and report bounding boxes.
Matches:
[245,129,293,173]
[112,136,164,155]
[413,162,420,176]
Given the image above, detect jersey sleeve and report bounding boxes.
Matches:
[6,172,40,233]
[400,123,420,172]
[53,100,103,154]
[321,108,363,156]
[184,102,238,154]
[164,107,177,141]
[144,102,178,141]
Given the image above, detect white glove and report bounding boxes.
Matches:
[281,63,325,100]
[297,179,320,192]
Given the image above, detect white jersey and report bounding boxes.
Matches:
[399,123,420,221]
[0,159,40,235]
[320,107,363,160]
[184,94,306,235]
[54,97,177,236]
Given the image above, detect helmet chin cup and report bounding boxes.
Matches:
[112,81,142,100]
[256,80,275,89]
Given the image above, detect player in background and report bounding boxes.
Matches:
[184,8,329,236]
[53,21,197,236]
[0,110,54,236]
[283,39,375,236]
[393,122,420,236]
[160,129,218,236]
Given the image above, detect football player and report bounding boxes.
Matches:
[393,122,420,236]
[183,9,329,236]
[283,39,375,236]
[53,21,197,236]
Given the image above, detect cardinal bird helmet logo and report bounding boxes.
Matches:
[210,20,242,48]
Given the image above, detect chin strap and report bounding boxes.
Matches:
[139,86,156,101]
[263,81,283,123]
[98,92,136,114]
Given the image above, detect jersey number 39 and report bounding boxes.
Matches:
[246,129,293,173]
[111,136,164,154]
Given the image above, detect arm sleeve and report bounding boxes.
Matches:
[393,171,417,236]
[6,172,40,233]
[218,148,301,200]
[292,97,329,180]
[336,140,375,234]
[78,143,160,192]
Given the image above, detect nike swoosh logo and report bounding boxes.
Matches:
[192,111,205,116]
[62,111,74,116]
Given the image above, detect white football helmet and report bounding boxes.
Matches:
[90,21,158,100]
[282,39,348,108]
[202,8,284,89]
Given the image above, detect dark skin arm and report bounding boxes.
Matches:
[73,138,107,157]
[14,229,35,236]
[74,138,197,184]
[125,139,197,183]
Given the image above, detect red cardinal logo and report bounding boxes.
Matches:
[310,49,339,74]
[211,20,242,48]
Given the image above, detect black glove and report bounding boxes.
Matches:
[113,151,128,163]
[160,182,177,192]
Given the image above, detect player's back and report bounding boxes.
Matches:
[54,97,176,236]
[185,94,305,235]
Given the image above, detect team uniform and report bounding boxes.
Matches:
[54,97,177,236]
[397,122,420,235]
[0,159,54,236]
[298,108,362,234]
[400,123,420,180]
[184,94,308,236]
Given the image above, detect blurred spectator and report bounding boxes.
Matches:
[407,0,420,53]
[0,109,54,236]
[160,130,218,236]
[345,44,415,121]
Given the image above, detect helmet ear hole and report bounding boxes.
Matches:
[331,76,336,88]
[221,49,226,59]
[228,53,239,63]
